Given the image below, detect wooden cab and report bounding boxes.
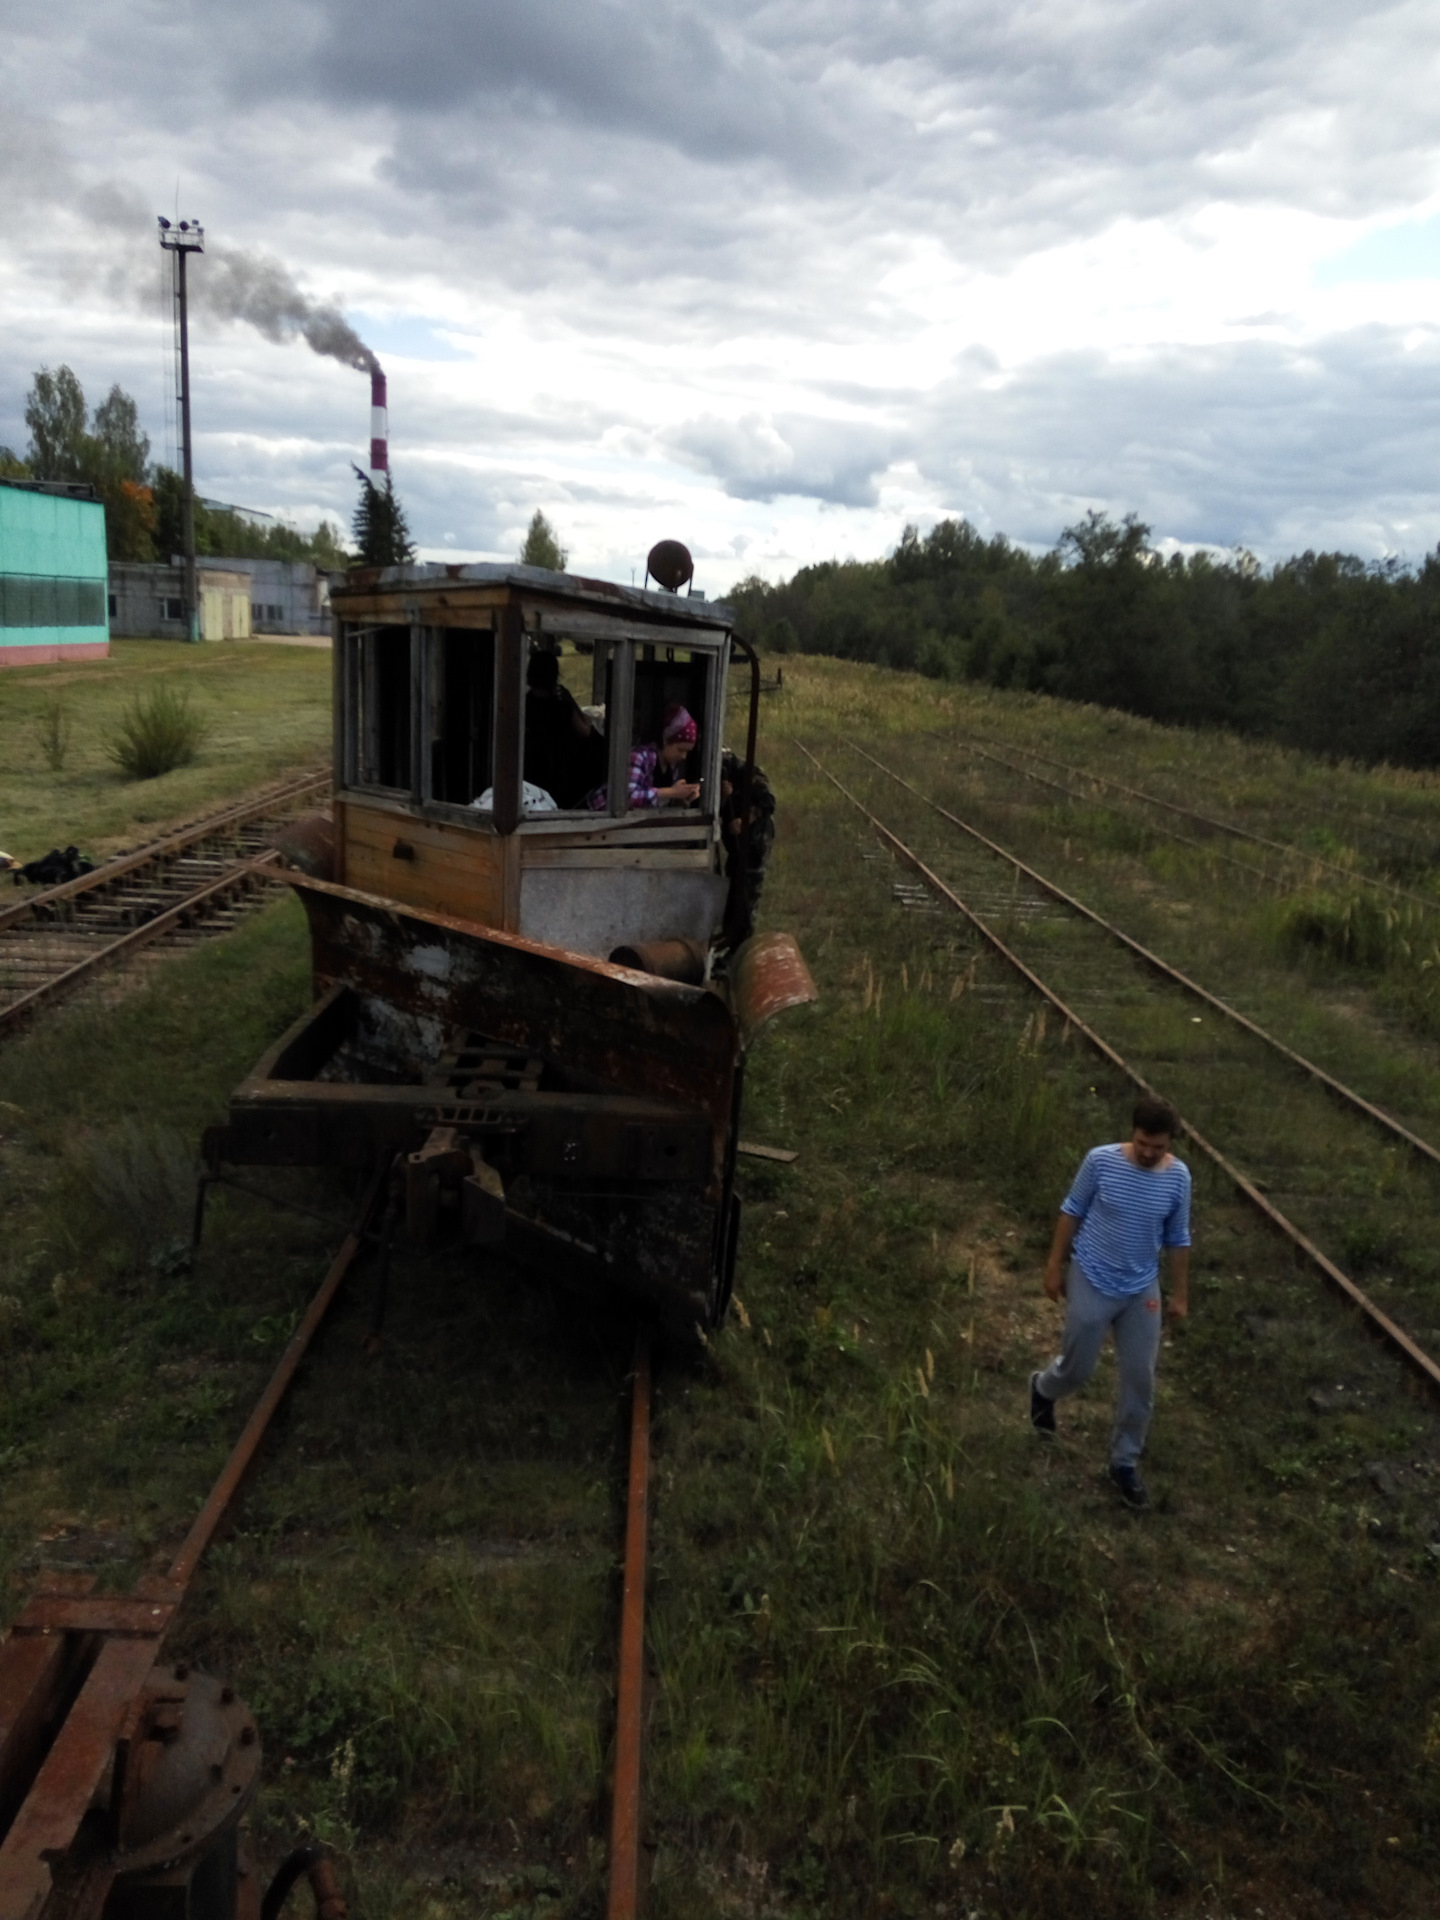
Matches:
[329,563,754,962]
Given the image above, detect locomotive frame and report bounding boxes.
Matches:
[203,562,816,1344]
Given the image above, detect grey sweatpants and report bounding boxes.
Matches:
[1036,1258,1163,1468]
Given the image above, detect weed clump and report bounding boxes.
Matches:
[73,1119,198,1271]
[1276,887,1415,971]
[35,699,71,772]
[105,683,210,779]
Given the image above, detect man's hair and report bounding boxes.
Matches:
[1132,1095,1179,1137]
[526,649,560,693]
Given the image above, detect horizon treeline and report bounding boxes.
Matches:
[728,512,1440,769]
[3,364,350,569]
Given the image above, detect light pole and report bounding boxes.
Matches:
[158,217,204,643]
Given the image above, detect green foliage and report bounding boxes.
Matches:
[151,468,351,567]
[19,367,347,569]
[1277,889,1418,971]
[350,467,415,567]
[104,682,211,780]
[733,512,1440,768]
[518,509,567,572]
[0,639,331,865]
[24,364,89,479]
[23,366,157,562]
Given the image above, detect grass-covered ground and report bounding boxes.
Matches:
[2,654,1440,1917]
[0,638,331,864]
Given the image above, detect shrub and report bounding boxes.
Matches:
[105,683,209,779]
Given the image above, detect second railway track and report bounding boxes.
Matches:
[0,770,329,1036]
[799,737,1440,1393]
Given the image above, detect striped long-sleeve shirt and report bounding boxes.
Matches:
[1061,1144,1191,1297]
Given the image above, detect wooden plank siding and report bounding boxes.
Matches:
[341,798,508,927]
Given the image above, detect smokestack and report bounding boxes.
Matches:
[369,367,388,482]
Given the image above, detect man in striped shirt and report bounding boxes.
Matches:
[1030,1096,1192,1510]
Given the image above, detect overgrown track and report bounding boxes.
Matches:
[0,1162,659,1916]
[798,738,1440,1396]
[0,771,329,1035]
[958,732,1440,906]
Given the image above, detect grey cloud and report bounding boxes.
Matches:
[200,0,851,181]
[20,0,1440,287]
[668,411,897,507]
[904,324,1440,559]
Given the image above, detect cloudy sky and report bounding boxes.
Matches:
[4,0,1440,589]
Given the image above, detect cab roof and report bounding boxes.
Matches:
[332,561,738,633]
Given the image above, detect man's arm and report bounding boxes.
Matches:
[1165,1246,1190,1321]
[1044,1213,1079,1301]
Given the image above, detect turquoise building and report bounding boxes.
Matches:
[0,479,109,666]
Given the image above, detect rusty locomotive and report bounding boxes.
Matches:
[202,557,815,1345]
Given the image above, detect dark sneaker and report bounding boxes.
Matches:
[1029,1372,1056,1435]
[1108,1464,1150,1511]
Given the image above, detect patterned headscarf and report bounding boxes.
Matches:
[662,704,698,746]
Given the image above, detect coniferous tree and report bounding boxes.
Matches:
[518,509,567,571]
[351,466,416,566]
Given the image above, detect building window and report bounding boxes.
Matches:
[162,596,185,621]
[0,575,106,628]
[107,594,117,618]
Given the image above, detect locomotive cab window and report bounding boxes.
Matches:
[345,624,413,793]
[521,639,607,809]
[429,627,495,805]
[588,641,717,820]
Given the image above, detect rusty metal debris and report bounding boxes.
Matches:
[0,1178,381,1919]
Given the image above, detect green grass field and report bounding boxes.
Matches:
[2,648,1440,1917]
[0,639,331,865]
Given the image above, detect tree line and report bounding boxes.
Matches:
[3,365,355,567]
[727,513,1440,768]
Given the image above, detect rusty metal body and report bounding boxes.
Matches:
[205,879,813,1340]
[207,569,815,1342]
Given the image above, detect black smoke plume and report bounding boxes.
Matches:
[195,248,378,374]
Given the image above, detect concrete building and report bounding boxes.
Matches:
[0,478,109,666]
[108,557,335,640]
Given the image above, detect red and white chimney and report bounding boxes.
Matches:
[369,367,388,481]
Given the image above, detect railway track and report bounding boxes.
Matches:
[798,737,1440,1396]
[955,732,1440,906]
[0,1165,659,1919]
[0,771,330,1036]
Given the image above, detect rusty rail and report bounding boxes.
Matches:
[608,1325,653,1920]
[0,771,328,934]
[168,1172,386,1587]
[847,741,1440,1180]
[0,853,286,1037]
[796,740,1440,1398]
